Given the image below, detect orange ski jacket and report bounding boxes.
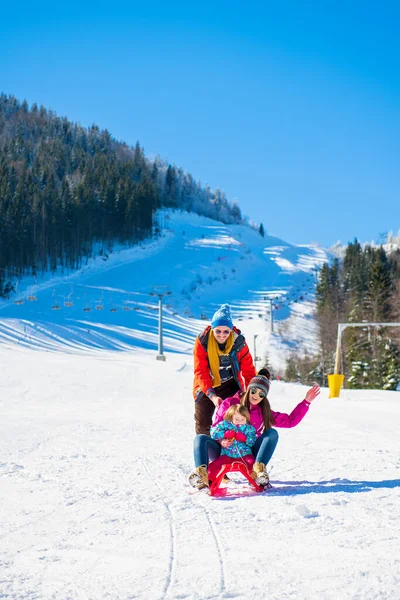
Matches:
[193,325,256,401]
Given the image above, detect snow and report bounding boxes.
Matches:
[1,210,399,599]
[1,344,400,599]
[0,210,328,374]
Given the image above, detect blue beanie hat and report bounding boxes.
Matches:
[211,304,233,329]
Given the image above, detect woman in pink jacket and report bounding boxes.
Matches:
[190,368,320,489]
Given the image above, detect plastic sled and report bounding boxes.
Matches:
[209,462,264,497]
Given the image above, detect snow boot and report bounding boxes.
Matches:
[251,462,269,487]
[188,465,209,489]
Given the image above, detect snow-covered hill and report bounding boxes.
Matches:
[1,344,399,599]
[1,213,399,600]
[0,211,328,373]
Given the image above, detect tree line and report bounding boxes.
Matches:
[285,240,400,390]
[0,94,243,295]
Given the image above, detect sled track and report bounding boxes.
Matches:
[140,457,228,599]
[175,462,227,599]
[192,495,227,598]
[139,457,177,600]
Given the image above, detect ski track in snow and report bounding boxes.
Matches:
[138,457,178,599]
[1,346,400,599]
[1,212,400,599]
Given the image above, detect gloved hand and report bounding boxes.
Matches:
[224,429,236,439]
[235,431,247,443]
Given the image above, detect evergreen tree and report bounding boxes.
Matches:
[0,93,248,292]
[374,335,399,390]
[316,240,400,390]
[285,355,299,382]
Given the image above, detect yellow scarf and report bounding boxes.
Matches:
[207,330,235,388]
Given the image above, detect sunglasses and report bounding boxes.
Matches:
[250,388,266,399]
[214,329,231,335]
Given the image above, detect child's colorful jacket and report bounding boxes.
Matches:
[210,421,256,457]
[213,392,311,437]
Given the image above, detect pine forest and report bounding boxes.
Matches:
[1,94,399,389]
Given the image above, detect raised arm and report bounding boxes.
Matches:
[304,385,320,403]
[273,385,320,428]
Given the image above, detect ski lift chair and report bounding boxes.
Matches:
[64,288,74,307]
[13,282,24,304]
[51,288,61,310]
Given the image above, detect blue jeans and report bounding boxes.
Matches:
[252,428,279,465]
[194,428,279,469]
[194,434,221,468]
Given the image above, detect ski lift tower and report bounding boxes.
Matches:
[264,296,274,333]
[149,286,172,361]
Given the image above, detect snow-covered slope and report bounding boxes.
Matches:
[1,213,399,599]
[1,345,399,600]
[0,211,328,373]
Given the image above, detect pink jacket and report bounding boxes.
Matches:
[213,392,310,437]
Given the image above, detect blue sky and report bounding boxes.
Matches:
[1,0,399,247]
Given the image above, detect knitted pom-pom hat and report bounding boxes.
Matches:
[211,304,233,329]
[248,375,270,397]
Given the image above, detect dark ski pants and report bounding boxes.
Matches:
[194,396,215,436]
[194,428,279,469]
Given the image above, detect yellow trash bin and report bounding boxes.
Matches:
[328,374,345,398]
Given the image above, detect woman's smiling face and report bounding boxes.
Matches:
[248,387,266,405]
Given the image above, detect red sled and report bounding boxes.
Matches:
[209,462,264,497]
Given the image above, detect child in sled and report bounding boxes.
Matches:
[207,404,257,484]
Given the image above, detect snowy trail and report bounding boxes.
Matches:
[0,211,328,371]
[1,345,400,599]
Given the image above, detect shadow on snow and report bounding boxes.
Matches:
[269,477,400,496]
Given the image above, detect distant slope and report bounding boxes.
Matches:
[0,211,329,373]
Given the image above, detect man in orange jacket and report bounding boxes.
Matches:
[193,304,256,435]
